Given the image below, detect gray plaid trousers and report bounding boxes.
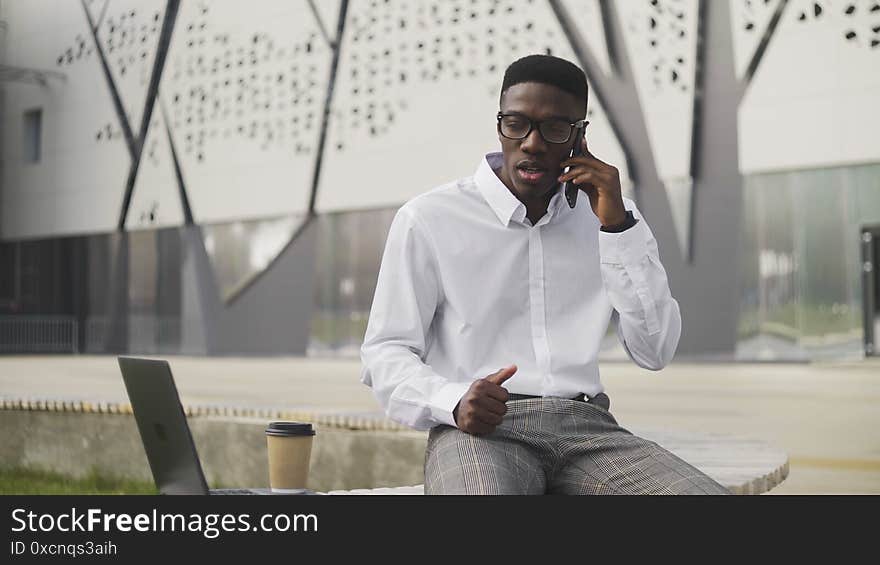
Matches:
[424,396,730,495]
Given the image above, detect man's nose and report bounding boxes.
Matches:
[520,127,547,154]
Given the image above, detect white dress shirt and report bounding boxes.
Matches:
[360,152,681,431]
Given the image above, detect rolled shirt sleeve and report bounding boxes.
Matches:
[360,206,469,430]
[598,199,682,370]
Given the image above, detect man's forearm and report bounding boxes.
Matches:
[361,342,469,430]
[598,208,681,369]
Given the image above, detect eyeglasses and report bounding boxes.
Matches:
[496,112,589,144]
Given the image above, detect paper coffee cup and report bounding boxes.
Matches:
[266,422,315,492]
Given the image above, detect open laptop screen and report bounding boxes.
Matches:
[118,357,209,495]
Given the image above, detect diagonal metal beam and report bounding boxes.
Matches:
[597,0,619,75]
[743,0,790,86]
[549,0,614,101]
[548,0,639,185]
[159,95,194,225]
[690,0,707,181]
[117,0,181,231]
[223,213,315,304]
[95,0,110,30]
[225,0,350,306]
[306,0,350,216]
[672,0,708,263]
[307,0,336,49]
[81,0,136,160]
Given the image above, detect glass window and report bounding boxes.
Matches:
[23,108,42,163]
[737,163,880,361]
[793,168,860,358]
[309,208,397,356]
[201,214,305,302]
[0,243,18,311]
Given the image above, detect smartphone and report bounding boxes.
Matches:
[563,126,586,209]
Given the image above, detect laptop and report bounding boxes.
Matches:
[117,356,316,495]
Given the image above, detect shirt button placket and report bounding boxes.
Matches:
[528,226,551,394]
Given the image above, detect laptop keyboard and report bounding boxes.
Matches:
[211,488,266,495]
[210,488,320,495]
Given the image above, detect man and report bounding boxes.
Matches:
[360,54,729,495]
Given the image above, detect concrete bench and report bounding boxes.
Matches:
[325,428,789,495]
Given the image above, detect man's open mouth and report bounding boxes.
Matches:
[516,163,548,183]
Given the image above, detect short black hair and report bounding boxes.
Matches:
[499,54,588,115]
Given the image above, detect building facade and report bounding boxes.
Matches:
[0,0,878,360]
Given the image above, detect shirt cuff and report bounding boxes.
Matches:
[600,210,638,233]
[598,217,649,266]
[429,381,472,428]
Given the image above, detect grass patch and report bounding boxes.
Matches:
[0,467,156,495]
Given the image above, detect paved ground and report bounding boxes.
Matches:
[1,354,878,494]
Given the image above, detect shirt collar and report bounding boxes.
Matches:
[475,152,567,227]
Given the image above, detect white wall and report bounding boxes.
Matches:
[619,0,699,184]
[2,0,878,241]
[0,0,632,239]
[738,0,880,174]
[109,0,184,231]
[560,0,613,75]
[2,0,129,239]
[149,0,330,225]
[316,0,631,212]
[1,0,332,238]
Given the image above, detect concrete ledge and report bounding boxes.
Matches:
[0,409,426,492]
[0,396,409,431]
[0,399,789,494]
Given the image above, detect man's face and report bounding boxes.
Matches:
[496,82,585,203]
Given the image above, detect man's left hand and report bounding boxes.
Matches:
[558,137,627,228]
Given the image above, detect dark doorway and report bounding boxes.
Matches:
[862,226,880,356]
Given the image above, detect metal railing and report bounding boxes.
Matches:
[0,316,183,354]
[0,316,78,353]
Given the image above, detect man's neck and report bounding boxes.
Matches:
[493,166,555,225]
[524,197,551,225]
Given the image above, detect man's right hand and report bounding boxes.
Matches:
[452,365,517,436]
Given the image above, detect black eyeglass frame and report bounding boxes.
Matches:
[496,112,589,144]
